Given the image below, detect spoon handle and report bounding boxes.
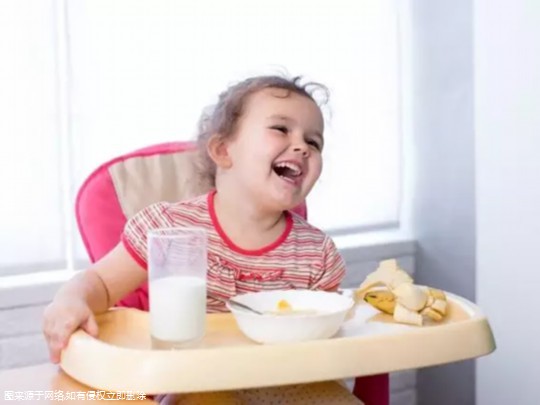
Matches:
[227,298,263,315]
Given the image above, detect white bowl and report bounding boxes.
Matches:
[226,290,355,344]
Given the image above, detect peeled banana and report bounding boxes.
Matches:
[356,260,448,326]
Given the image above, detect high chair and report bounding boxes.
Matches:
[75,141,389,405]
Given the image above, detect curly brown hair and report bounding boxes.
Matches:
[194,75,329,189]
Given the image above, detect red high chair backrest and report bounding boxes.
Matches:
[75,141,388,404]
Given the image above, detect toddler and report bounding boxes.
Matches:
[43,75,358,404]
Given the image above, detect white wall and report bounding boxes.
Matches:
[404,1,476,403]
[475,1,540,404]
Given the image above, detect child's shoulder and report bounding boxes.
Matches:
[288,211,331,245]
[167,193,209,210]
[144,192,208,211]
[134,193,210,222]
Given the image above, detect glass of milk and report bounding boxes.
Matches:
[148,227,207,350]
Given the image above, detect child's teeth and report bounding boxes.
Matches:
[276,162,301,175]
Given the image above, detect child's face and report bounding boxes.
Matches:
[224,88,324,211]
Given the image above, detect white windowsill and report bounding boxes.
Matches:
[0,230,415,309]
[333,229,415,263]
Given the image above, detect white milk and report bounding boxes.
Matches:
[149,276,207,343]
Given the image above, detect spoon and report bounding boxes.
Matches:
[226,298,264,315]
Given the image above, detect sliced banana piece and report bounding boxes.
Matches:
[394,303,423,326]
[421,307,444,321]
[428,288,447,301]
[431,299,447,315]
[393,283,428,312]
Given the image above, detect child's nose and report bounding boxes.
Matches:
[293,145,309,157]
[292,142,309,157]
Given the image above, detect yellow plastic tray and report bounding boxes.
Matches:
[60,292,495,395]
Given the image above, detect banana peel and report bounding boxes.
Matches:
[364,290,396,315]
[355,259,413,301]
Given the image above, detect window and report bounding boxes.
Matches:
[1,0,401,275]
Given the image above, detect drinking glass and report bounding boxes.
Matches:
[148,227,207,349]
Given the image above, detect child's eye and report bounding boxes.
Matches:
[271,125,288,134]
[307,139,322,151]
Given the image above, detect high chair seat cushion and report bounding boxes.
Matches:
[77,141,195,264]
[161,381,364,404]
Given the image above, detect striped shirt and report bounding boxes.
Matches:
[122,190,346,313]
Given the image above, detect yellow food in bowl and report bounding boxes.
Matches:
[277,299,292,312]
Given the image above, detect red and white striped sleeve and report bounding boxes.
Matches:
[310,236,346,291]
[121,202,174,269]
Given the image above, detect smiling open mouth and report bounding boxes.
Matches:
[272,162,303,181]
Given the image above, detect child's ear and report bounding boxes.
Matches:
[207,134,233,169]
